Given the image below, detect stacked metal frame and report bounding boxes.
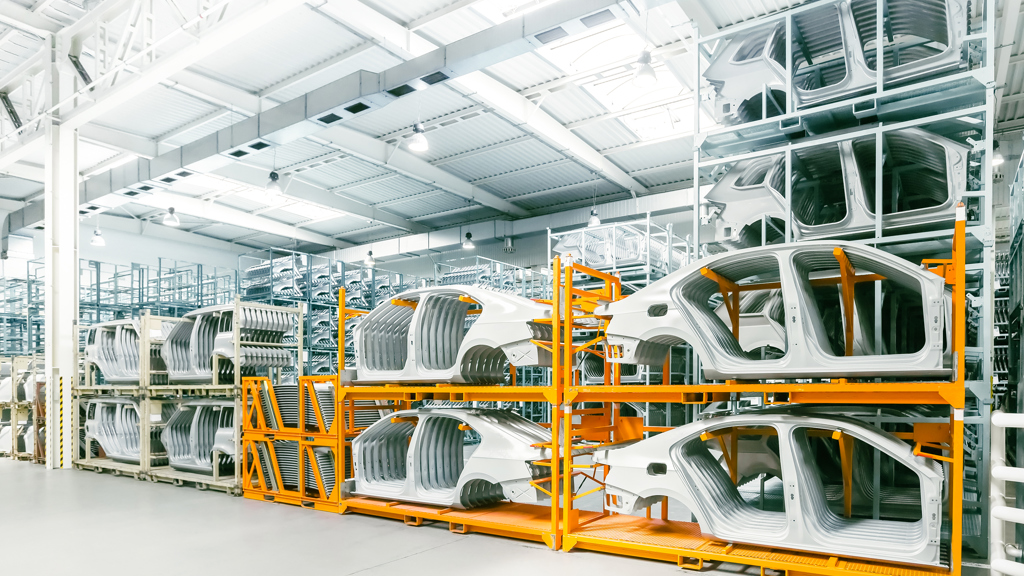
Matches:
[662,0,995,562]
[242,375,341,510]
[74,302,302,494]
[557,220,971,572]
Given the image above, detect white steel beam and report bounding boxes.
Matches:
[673,0,718,33]
[128,191,353,248]
[59,0,308,130]
[0,2,61,37]
[79,124,158,158]
[211,161,431,233]
[317,124,531,216]
[257,41,376,98]
[324,0,648,199]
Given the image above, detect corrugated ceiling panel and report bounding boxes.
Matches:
[92,85,220,139]
[269,46,403,102]
[485,52,566,91]
[703,0,806,29]
[214,194,269,212]
[302,217,369,237]
[191,9,365,94]
[440,138,564,183]
[413,206,502,228]
[78,142,122,173]
[571,119,640,151]
[348,175,436,205]
[195,223,258,241]
[415,4,493,44]
[540,84,609,125]
[413,112,523,162]
[243,138,337,171]
[361,0,460,27]
[607,138,693,173]
[342,224,405,245]
[299,157,394,190]
[160,111,236,148]
[385,190,470,219]
[514,188,625,213]
[479,161,595,199]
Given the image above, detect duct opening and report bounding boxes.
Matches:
[790,6,848,91]
[416,294,473,371]
[673,425,788,531]
[851,0,950,71]
[791,247,929,357]
[358,418,415,487]
[791,427,928,549]
[853,131,951,215]
[359,300,415,371]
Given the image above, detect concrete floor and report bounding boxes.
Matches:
[0,458,695,576]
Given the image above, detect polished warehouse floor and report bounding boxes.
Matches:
[0,458,691,576]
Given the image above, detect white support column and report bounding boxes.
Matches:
[44,36,78,470]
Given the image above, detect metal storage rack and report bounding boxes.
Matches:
[244,286,564,544]
[240,248,421,377]
[79,258,237,327]
[558,219,970,575]
[671,0,997,559]
[144,258,237,313]
[434,256,529,296]
[1,356,40,460]
[73,299,303,493]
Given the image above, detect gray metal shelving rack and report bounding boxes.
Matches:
[686,0,997,558]
[547,215,692,427]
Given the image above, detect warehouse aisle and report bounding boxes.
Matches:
[0,459,687,575]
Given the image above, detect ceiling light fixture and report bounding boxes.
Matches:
[90,225,105,247]
[364,250,376,268]
[163,207,180,227]
[266,171,282,194]
[633,11,657,88]
[633,51,657,88]
[588,208,601,227]
[463,232,475,250]
[994,153,1006,167]
[408,123,429,152]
